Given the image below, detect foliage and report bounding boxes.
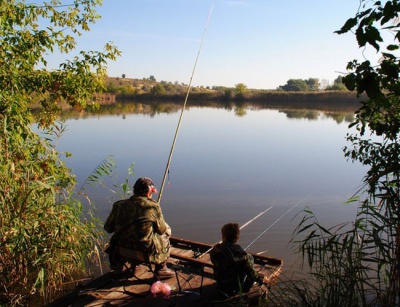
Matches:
[0,0,119,305]
[278,79,310,91]
[278,78,322,92]
[103,76,355,100]
[304,78,320,91]
[289,1,400,306]
[150,83,167,96]
[79,155,135,202]
[1,119,101,305]
[326,76,347,91]
[234,83,248,99]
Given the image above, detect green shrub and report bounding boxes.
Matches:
[0,1,119,304]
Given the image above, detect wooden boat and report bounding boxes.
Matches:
[169,236,282,281]
[48,237,283,306]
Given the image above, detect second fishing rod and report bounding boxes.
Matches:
[244,194,312,251]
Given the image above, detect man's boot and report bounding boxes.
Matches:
[155,262,175,279]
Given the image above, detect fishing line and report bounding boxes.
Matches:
[244,194,312,251]
[197,205,274,259]
[157,4,214,204]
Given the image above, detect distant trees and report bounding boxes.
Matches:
[326,76,347,91]
[107,75,350,94]
[161,81,182,95]
[306,78,320,91]
[234,83,248,99]
[278,77,347,91]
[224,88,234,99]
[105,75,350,97]
[278,79,310,91]
[150,83,166,96]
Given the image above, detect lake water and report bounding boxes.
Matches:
[55,100,366,273]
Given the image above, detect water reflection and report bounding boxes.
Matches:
[35,99,358,123]
[283,110,355,123]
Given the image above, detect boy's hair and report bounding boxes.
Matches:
[221,223,240,243]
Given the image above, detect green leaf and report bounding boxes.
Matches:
[335,17,358,34]
[386,44,399,51]
[365,25,383,51]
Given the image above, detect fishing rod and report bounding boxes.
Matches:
[244,194,311,251]
[197,205,274,259]
[240,206,274,230]
[157,5,214,204]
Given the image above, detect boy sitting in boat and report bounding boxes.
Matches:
[104,177,175,279]
[210,222,264,296]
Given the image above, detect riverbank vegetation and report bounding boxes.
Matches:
[0,1,119,305]
[267,1,400,306]
[102,74,358,104]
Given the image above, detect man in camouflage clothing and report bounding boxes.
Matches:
[210,223,264,296]
[104,177,174,279]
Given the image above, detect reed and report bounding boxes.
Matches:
[262,190,400,306]
[0,118,117,305]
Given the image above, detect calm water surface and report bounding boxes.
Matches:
[56,102,366,272]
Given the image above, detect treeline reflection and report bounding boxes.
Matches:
[40,99,358,123]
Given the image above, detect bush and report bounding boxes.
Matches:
[0,1,119,304]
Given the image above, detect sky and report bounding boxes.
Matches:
[48,0,378,90]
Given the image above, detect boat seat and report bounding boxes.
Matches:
[116,245,158,296]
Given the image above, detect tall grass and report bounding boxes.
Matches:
[263,189,399,307]
[0,115,123,305]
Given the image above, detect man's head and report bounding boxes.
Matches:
[133,177,158,197]
[221,223,240,243]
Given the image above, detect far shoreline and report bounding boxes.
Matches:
[93,90,362,114]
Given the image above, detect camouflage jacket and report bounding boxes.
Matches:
[210,241,263,294]
[104,195,169,263]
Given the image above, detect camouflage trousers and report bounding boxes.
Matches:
[150,223,171,264]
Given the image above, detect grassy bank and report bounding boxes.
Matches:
[103,77,362,105]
